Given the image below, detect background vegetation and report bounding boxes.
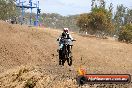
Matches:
[0,0,17,20]
[0,0,131,43]
[76,0,132,42]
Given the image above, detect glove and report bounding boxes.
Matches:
[57,38,59,41]
[72,39,76,41]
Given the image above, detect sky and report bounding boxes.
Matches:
[33,0,132,16]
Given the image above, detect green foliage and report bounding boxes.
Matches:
[118,24,132,43]
[113,4,130,36]
[22,12,79,31]
[39,13,79,31]
[77,7,114,35]
[124,9,132,25]
[0,0,17,20]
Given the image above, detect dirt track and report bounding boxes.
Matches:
[0,21,132,88]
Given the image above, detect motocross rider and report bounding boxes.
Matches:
[57,28,74,52]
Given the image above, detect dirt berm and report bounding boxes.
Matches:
[0,21,132,88]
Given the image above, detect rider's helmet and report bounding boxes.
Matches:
[63,28,69,33]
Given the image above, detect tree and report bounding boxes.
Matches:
[124,9,132,25]
[118,24,132,43]
[77,0,114,36]
[0,0,17,20]
[113,4,127,35]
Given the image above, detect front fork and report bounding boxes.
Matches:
[67,45,72,58]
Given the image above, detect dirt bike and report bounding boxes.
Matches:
[58,38,76,66]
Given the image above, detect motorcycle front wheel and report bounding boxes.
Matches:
[67,57,72,66]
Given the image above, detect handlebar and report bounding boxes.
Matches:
[57,38,76,41]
